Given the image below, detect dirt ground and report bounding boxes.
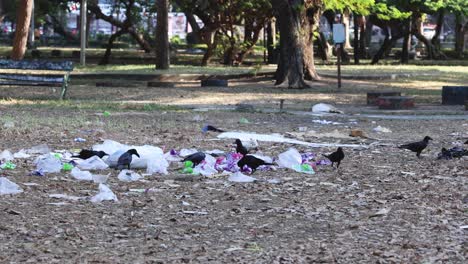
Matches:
[0,79,467,263]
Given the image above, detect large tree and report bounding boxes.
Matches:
[11,0,33,60]
[272,0,322,88]
[87,0,152,64]
[155,0,169,69]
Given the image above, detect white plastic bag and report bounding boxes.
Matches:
[35,154,62,173]
[27,144,50,154]
[71,167,94,181]
[311,103,343,114]
[277,148,302,169]
[193,154,218,177]
[0,177,23,195]
[228,172,257,183]
[77,156,109,170]
[277,148,315,174]
[0,150,14,161]
[13,149,31,159]
[90,184,118,203]
[118,170,142,182]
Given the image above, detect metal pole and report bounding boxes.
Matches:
[337,43,341,89]
[80,0,87,65]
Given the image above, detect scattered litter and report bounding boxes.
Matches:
[183,210,208,215]
[311,103,344,114]
[277,148,315,174]
[62,163,74,171]
[218,131,366,148]
[96,140,168,172]
[267,178,282,184]
[349,129,369,138]
[71,167,94,181]
[103,111,111,117]
[3,121,15,128]
[312,119,342,125]
[118,170,142,182]
[35,154,62,173]
[0,161,16,170]
[228,172,257,183]
[74,137,87,142]
[0,177,23,195]
[30,169,45,176]
[90,184,118,203]
[288,129,351,139]
[49,194,85,201]
[298,126,308,132]
[460,225,468,229]
[0,150,14,161]
[13,150,31,159]
[239,117,250,124]
[193,154,218,176]
[370,208,391,217]
[27,144,50,154]
[77,156,109,170]
[22,182,40,186]
[373,126,392,133]
[182,201,190,206]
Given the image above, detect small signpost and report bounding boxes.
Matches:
[333,23,345,89]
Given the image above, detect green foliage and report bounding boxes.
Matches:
[325,0,375,15]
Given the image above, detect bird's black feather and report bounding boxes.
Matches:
[322,147,345,168]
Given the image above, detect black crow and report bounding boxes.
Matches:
[237,155,273,174]
[235,139,249,156]
[117,149,140,170]
[182,152,206,167]
[437,147,468,160]
[398,136,432,158]
[322,147,345,168]
[202,125,225,133]
[73,149,108,159]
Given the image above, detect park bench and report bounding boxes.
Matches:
[0,59,74,99]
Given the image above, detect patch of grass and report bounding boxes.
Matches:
[0,99,183,112]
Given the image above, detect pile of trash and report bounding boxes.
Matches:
[0,138,336,201]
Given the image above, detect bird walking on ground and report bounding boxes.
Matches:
[237,155,273,174]
[117,149,140,170]
[73,149,108,159]
[182,152,206,167]
[398,136,432,158]
[235,139,249,156]
[322,147,345,168]
[202,125,225,133]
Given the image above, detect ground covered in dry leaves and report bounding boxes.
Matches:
[0,102,467,263]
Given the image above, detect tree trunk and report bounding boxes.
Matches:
[11,0,33,60]
[411,13,432,59]
[272,0,320,88]
[343,9,351,49]
[431,9,444,52]
[155,0,170,69]
[455,15,466,58]
[201,29,218,66]
[353,14,360,64]
[99,29,126,65]
[266,19,277,64]
[358,16,367,59]
[48,14,77,42]
[401,19,411,64]
[317,32,331,61]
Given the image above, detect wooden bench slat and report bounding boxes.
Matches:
[0,59,74,71]
[0,74,64,83]
[0,59,73,100]
[0,81,63,87]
